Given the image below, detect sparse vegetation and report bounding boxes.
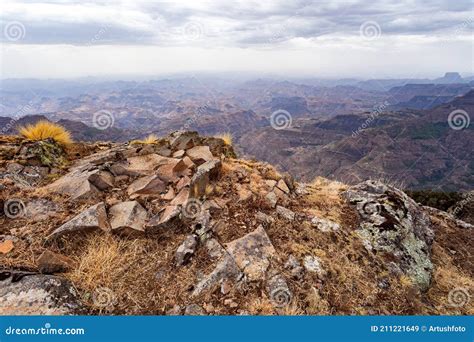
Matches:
[215,132,233,146]
[18,120,72,146]
[131,134,159,145]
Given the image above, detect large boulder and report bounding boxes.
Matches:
[0,272,84,315]
[343,180,434,291]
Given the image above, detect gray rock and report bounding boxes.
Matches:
[311,217,340,232]
[37,250,74,274]
[6,162,24,173]
[276,179,290,194]
[127,175,166,197]
[186,145,214,165]
[25,199,59,220]
[343,180,434,291]
[256,211,275,226]
[303,255,326,278]
[0,272,84,315]
[276,205,295,221]
[170,131,199,151]
[265,191,278,208]
[184,304,206,315]
[225,225,276,281]
[175,235,198,266]
[284,255,304,280]
[48,202,110,239]
[166,305,182,315]
[192,253,242,297]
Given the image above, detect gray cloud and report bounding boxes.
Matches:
[1,0,472,46]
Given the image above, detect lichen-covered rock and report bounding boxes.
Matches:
[225,225,276,281]
[311,217,340,232]
[17,138,65,168]
[343,180,434,291]
[0,272,84,315]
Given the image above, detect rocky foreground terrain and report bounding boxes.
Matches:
[0,132,472,315]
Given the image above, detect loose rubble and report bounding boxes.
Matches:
[1,131,472,315]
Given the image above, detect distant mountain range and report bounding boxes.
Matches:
[240,90,474,191]
[1,73,472,190]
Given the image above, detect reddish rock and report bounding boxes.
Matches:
[37,250,74,273]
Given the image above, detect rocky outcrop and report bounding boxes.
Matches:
[343,180,434,291]
[0,271,84,315]
[2,130,471,316]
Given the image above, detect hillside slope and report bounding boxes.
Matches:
[0,132,472,315]
[240,90,474,191]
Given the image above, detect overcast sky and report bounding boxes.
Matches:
[0,0,472,79]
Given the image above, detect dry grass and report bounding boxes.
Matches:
[65,233,167,314]
[131,134,159,145]
[214,132,233,146]
[18,120,72,146]
[305,176,349,224]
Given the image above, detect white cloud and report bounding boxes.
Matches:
[0,0,472,78]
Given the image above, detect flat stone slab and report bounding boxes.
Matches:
[224,225,276,281]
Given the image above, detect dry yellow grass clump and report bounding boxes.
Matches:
[131,134,159,145]
[18,120,72,146]
[215,132,233,146]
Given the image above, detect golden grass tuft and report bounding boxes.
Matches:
[131,134,159,145]
[18,120,72,146]
[215,132,233,146]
